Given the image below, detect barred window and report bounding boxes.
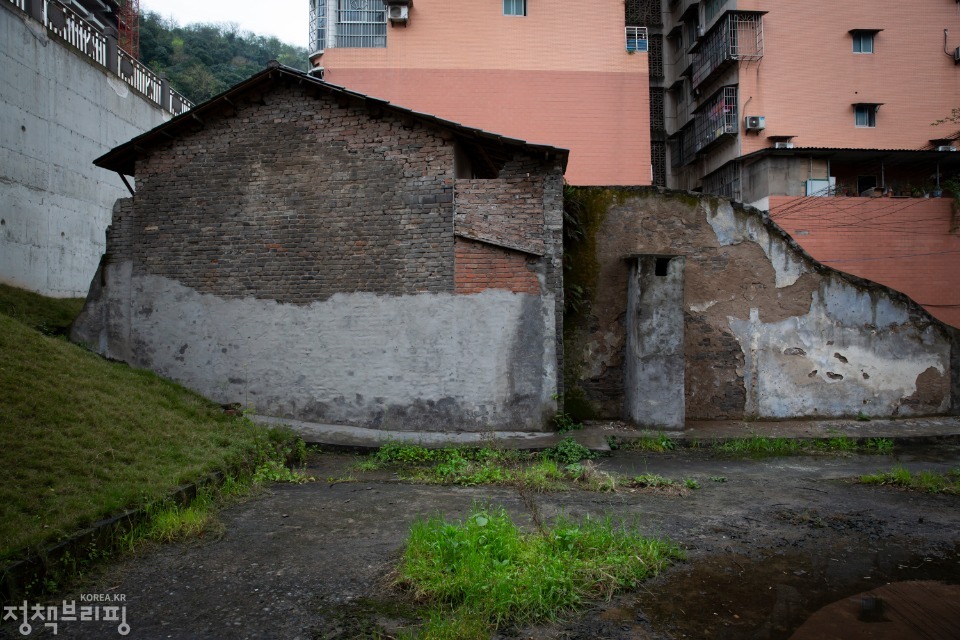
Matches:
[337,0,386,48]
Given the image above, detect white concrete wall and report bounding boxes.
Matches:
[0,5,168,296]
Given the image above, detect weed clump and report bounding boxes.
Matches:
[398,505,683,637]
[860,465,960,495]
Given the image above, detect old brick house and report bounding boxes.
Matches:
[72,62,567,432]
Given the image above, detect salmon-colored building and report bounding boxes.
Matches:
[658,0,960,327]
[307,0,652,186]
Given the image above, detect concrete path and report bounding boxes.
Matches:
[259,413,960,452]
[30,442,960,640]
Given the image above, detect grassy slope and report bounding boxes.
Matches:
[0,287,272,562]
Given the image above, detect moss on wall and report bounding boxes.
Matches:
[561,186,639,420]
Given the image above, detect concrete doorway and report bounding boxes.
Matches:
[624,255,685,428]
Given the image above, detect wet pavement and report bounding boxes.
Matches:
[3,442,959,639]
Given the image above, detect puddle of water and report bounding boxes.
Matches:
[789,580,960,640]
[625,542,960,640]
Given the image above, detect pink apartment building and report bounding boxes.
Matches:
[307,0,653,186]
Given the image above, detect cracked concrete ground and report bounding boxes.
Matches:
[5,442,960,640]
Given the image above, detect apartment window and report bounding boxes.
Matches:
[851,30,876,54]
[854,104,878,127]
[336,0,387,48]
[504,0,526,16]
[704,0,727,24]
[626,27,649,52]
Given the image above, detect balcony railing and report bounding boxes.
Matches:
[692,13,763,89]
[693,85,738,154]
[702,160,742,201]
[6,0,192,115]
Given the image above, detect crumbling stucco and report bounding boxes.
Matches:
[563,187,955,423]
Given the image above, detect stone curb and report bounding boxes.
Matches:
[0,472,224,606]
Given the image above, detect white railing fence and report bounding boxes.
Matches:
[5,0,193,114]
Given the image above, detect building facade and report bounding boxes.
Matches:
[307,0,652,186]
[72,64,567,432]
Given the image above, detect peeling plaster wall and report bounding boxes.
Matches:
[73,264,556,431]
[565,188,955,422]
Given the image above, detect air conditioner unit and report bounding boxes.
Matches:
[388,5,409,23]
[937,145,957,151]
[308,67,325,80]
[774,141,794,149]
[744,115,766,131]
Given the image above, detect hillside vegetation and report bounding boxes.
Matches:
[0,285,279,562]
[139,12,309,104]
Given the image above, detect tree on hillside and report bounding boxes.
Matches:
[139,12,308,104]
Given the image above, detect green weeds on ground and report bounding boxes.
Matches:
[620,431,676,453]
[354,440,706,496]
[397,505,683,639]
[859,465,960,495]
[713,434,892,458]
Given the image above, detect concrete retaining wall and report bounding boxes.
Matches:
[0,4,168,296]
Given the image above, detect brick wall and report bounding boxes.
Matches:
[124,84,457,304]
[454,157,547,255]
[454,237,540,295]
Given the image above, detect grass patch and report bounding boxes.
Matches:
[0,283,85,335]
[397,505,683,638]
[859,465,960,495]
[0,298,303,565]
[714,434,893,458]
[620,431,676,453]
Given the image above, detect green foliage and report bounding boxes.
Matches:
[542,437,594,465]
[0,283,84,336]
[398,505,683,637]
[717,435,801,456]
[860,465,960,495]
[683,478,701,490]
[622,431,676,453]
[139,12,309,103]
[630,474,673,488]
[865,438,894,454]
[551,411,583,434]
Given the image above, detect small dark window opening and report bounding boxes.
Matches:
[655,257,671,276]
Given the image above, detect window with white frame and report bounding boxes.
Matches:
[336,0,386,48]
[503,0,526,17]
[852,30,875,53]
[855,104,877,127]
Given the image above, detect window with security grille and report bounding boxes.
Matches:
[504,0,526,16]
[337,0,386,48]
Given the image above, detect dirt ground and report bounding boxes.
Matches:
[5,444,960,640]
